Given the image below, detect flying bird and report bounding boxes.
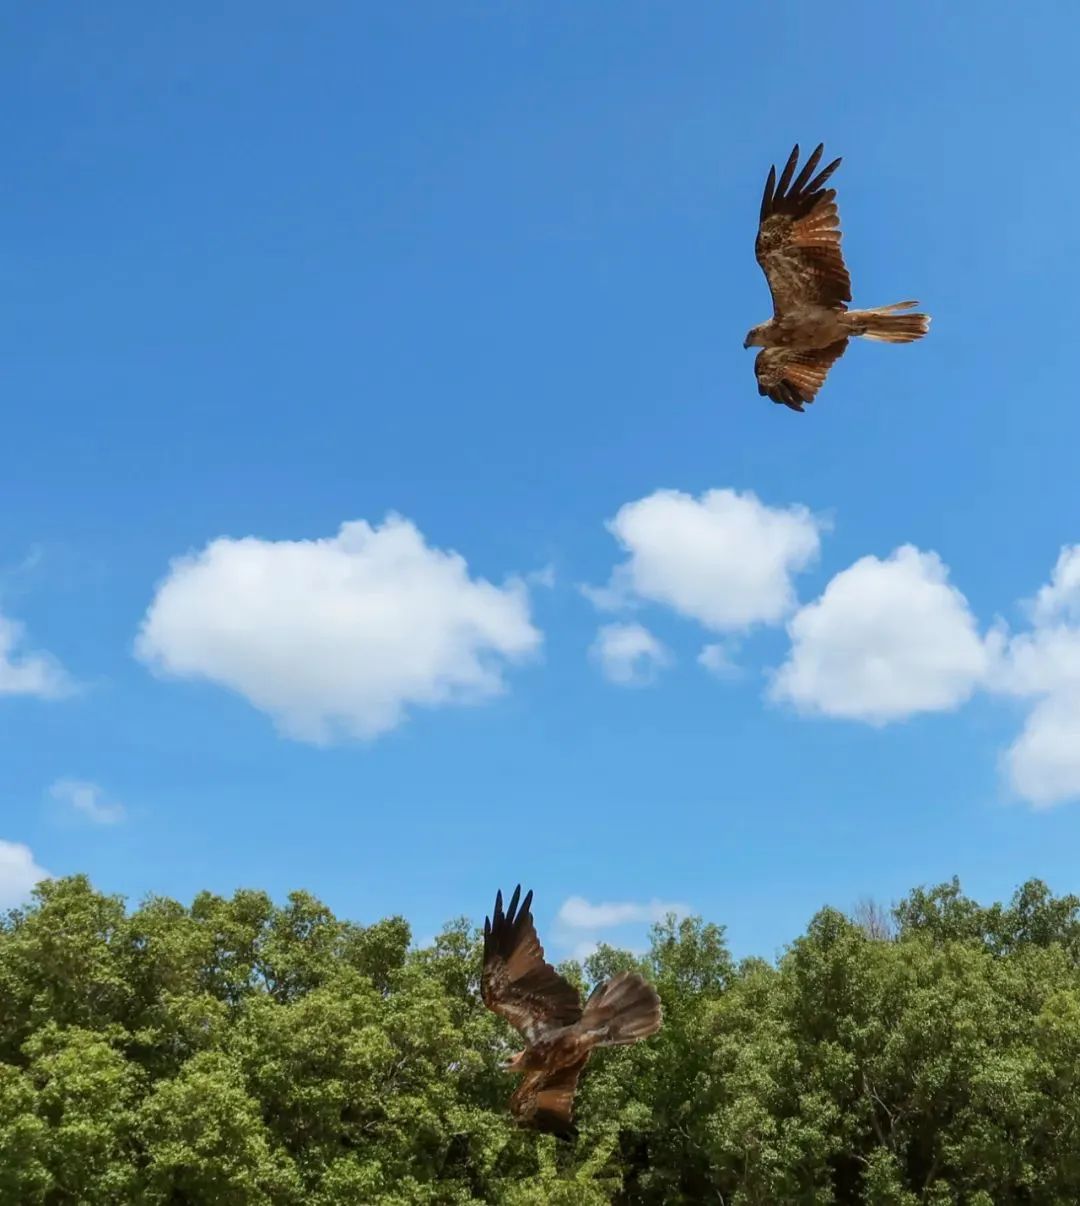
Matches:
[481,884,662,1139]
[745,143,930,412]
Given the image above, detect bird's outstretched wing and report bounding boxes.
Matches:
[482,885,582,1045]
[755,339,849,412]
[509,1055,590,1140]
[756,143,851,314]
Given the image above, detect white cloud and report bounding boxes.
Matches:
[588,488,823,631]
[50,779,125,825]
[698,641,741,679]
[1031,545,1080,626]
[135,515,542,743]
[590,622,671,686]
[760,538,1080,806]
[998,627,1080,805]
[1004,692,1080,809]
[992,548,1080,807]
[0,612,75,700]
[994,625,1080,699]
[557,896,690,929]
[0,840,50,908]
[525,564,557,590]
[771,545,994,724]
[555,894,690,962]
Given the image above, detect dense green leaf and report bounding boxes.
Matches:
[2,874,1079,1201]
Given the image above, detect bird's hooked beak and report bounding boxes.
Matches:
[743,334,753,349]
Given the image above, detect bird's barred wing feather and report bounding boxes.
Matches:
[756,143,851,314]
[509,1054,590,1139]
[755,339,849,412]
[481,885,582,1045]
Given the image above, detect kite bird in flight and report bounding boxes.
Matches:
[481,884,662,1139]
[745,143,930,412]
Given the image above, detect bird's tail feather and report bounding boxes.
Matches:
[846,301,931,343]
[577,971,662,1047]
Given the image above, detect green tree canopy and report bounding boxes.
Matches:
[3,874,1080,1202]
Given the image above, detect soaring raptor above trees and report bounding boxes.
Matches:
[481,884,663,1139]
[745,143,931,412]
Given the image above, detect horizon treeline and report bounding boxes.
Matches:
[4,875,1080,1203]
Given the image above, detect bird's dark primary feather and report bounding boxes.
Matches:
[481,884,581,1046]
[759,164,777,224]
[760,142,842,223]
[774,143,800,200]
[754,142,851,314]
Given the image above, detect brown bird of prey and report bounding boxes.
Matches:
[745,143,930,412]
[481,884,662,1139]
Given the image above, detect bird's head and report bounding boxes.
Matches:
[743,324,767,349]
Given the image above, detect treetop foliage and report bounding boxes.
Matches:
[3,874,1080,1202]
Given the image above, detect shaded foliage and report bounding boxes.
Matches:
[3,874,1080,1201]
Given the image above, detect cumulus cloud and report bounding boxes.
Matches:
[1030,545,1080,626]
[995,624,1080,700]
[771,545,995,724]
[1004,692,1080,808]
[557,896,690,929]
[0,840,49,908]
[590,622,671,686]
[993,547,1080,807]
[50,779,125,825]
[0,612,75,699]
[764,538,1080,806]
[588,488,823,631]
[135,515,542,743]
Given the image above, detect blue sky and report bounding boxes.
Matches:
[4,3,1080,961]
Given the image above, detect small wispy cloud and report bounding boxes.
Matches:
[557,895,690,929]
[579,580,631,613]
[525,564,557,590]
[698,640,741,680]
[0,612,77,700]
[590,622,672,687]
[554,894,691,964]
[50,779,126,825]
